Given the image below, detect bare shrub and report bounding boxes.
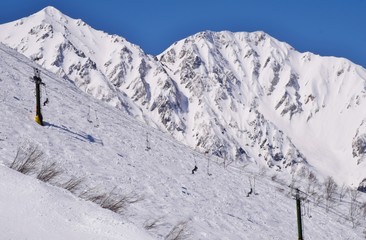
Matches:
[349,189,360,203]
[60,176,84,193]
[338,183,349,201]
[143,218,164,230]
[79,187,107,203]
[348,190,361,228]
[10,143,44,175]
[99,194,128,214]
[348,202,361,228]
[79,187,143,214]
[100,190,143,213]
[324,176,338,212]
[313,193,323,207]
[37,162,63,182]
[306,172,318,197]
[361,202,366,219]
[271,174,277,182]
[165,221,191,240]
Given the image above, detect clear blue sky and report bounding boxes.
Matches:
[1,0,366,67]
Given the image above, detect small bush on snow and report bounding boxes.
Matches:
[165,221,191,240]
[60,176,85,193]
[9,143,44,175]
[36,162,63,182]
[79,187,143,214]
[143,217,164,230]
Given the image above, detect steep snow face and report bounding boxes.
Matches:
[159,30,366,186]
[1,7,366,188]
[0,6,186,134]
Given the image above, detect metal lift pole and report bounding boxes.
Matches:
[33,68,44,126]
[296,188,304,240]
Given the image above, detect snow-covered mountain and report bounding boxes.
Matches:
[1,6,366,189]
[158,30,366,188]
[0,6,185,132]
[0,41,365,240]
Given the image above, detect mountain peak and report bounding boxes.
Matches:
[41,6,61,15]
[32,6,69,24]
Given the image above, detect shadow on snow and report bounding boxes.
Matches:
[44,122,103,145]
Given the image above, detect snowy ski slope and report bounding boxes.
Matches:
[0,42,365,239]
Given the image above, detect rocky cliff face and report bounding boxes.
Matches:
[1,7,366,187]
[353,120,366,165]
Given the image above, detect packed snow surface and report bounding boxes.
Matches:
[0,166,153,240]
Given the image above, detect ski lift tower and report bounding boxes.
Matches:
[33,68,44,126]
[294,188,304,240]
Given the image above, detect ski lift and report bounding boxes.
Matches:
[34,68,40,78]
[94,110,100,128]
[301,199,312,218]
[86,106,100,128]
[145,132,151,151]
[301,202,307,217]
[306,201,312,218]
[43,84,49,106]
[87,106,92,123]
